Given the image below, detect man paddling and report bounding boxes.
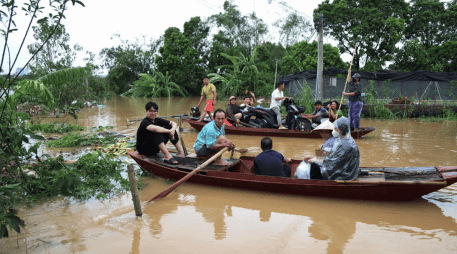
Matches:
[193,109,235,166]
[136,102,185,165]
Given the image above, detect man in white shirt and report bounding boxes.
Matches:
[270,82,291,129]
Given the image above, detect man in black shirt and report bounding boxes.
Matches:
[136,102,185,164]
[343,73,363,131]
[253,137,292,177]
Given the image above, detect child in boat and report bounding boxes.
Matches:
[136,102,185,165]
[253,137,292,177]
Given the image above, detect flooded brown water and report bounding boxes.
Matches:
[1,96,457,253]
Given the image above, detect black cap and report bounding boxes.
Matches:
[314,100,322,105]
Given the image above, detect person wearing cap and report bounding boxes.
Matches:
[303,117,360,180]
[300,100,329,125]
[270,82,291,129]
[343,73,363,131]
[196,75,217,122]
[226,96,243,125]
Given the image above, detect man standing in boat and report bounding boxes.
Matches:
[193,109,235,166]
[270,82,291,129]
[254,137,292,177]
[136,102,185,165]
[196,75,217,122]
[343,73,363,131]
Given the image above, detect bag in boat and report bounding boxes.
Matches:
[295,161,311,179]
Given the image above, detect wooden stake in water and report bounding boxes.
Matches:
[127,164,142,217]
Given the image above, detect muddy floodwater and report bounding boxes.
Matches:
[1,96,457,253]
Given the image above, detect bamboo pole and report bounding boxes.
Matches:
[336,43,358,118]
[127,164,143,216]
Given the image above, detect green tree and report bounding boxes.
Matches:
[209,47,269,97]
[155,17,209,94]
[123,71,186,98]
[0,0,85,239]
[280,41,347,74]
[392,0,457,71]
[209,0,268,55]
[100,34,161,94]
[274,12,313,46]
[27,20,83,75]
[314,0,408,70]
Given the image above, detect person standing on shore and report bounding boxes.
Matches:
[343,73,363,131]
[196,75,217,122]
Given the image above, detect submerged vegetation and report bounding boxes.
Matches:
[27,121,85,133]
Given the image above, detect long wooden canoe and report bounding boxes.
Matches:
[182,118,375,139]
[129,151,457,201]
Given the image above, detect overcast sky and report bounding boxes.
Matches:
[5,0,342,74]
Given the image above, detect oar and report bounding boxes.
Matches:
[336,43,357,118]
[148,147,229,202]
[127,114,188,122]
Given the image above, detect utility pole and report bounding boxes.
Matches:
[317,14,324,101]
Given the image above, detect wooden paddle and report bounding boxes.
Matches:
[336,43,357,118]
[148,147,229,202]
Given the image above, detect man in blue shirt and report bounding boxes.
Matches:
[253,137,292,177]
[193,109,235,166]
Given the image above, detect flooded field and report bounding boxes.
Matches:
[1,96,457,253]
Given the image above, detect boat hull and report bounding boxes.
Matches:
[129,152,457,201]
[182,119,375,139]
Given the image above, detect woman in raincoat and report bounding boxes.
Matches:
[302,117,360,180]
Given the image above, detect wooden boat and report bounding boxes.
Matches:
[182,118,375,139]
[129,151,457,201]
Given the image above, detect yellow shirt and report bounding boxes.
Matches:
[201,83,216,101]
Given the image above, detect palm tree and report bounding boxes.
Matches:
[123,71,186,98]
[209,48,268,97]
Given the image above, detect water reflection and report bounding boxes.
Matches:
[138,183,456,253]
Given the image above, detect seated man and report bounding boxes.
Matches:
[136,102,185,165]
[226,96,243,125]
[301,101,329,125]
[254,137,292,177]
[240,91,257,112]
[193,109,235,166]
[303,117,360,180]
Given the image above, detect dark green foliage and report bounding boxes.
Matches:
[281,41,347,74]
[315,0,408,70]
[0,183,23,239]
[123,71,187,98]
[100,34,161,94]
[46,133,117,148]
[27,121,84,134]
[155,17,210,94]
[23,152,130,201]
